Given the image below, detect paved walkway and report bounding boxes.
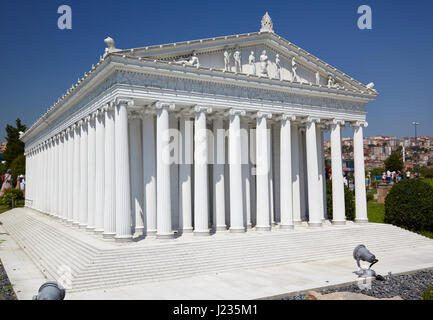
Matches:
[1,208,433,300]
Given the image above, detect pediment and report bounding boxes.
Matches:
[116,32,374,94]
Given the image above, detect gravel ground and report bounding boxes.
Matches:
[0,259,17,300]
[283,269,433,300]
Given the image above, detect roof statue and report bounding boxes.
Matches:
[103,37,121,57]
[260,12,274,33]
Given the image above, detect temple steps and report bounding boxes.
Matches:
[1,208,432,293]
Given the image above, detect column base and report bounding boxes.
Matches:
[293,220,302,225]
[145,230,157,237]
[355,219,369,224]
[180,227,194,233]
[308,222,322,227]
[78,224,88,229]
[72,222,80,227]
[247,224,253,229]
[133,227,145,237]
[86,227,95,232]
[94,229,104,235]
[230,227,246,233]
[115,236,133,243]
[102,233,116,239]
[157,233,175,239]
[215,226,227,232]
[255,226,271,231]
[332,220,346,226]
[279,224,294,230]
[193,231,210,237]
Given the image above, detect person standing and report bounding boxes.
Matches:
[0,169,13,198]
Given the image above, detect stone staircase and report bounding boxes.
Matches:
[1,208,433,293]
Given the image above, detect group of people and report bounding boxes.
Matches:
[381,170,404,183]
[0,169,25,198]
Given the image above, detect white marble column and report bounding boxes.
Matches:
[330,120,346,225]
[94,110,105,234]
[72,124,81,226]
[114,98,133,242]
[156,102,175,239]
[103,104,116,238]
[316,126,325,221]
[353,121,369,223]
[56,134,63,219]
[53,136,59,217]
[305,117,322,227]
[61,132,67,221]
[79,119,89,228]
[291,123,302,224]
[142,111,157,236]
[228,109,245,233]
[87,114,97,231]
[255,112,272,231]
[212,117,226,231]
[280,114,295,229]
[179,114,194,233]
[241,119,252,229]
[67,128,74,224]
[45,140,51,215]
[129,114,144,235]
[194,105,212,236]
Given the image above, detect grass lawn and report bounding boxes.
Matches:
[367,199,433,239]
[367,200,385,223]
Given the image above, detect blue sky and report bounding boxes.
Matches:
[0,0,432,141]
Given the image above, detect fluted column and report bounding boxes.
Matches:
[56,134,63,219]
[316,125,325,221]
[212,116,226,231]
[156,102,175,239]
[142,110,157,236]
[194,105,212,236]
[67,128,74,223]
[280,114,296,229]
[228,109,245,233]
[87,114,96,231]
[305,117,322,227]
[241,119,252,229]
[79,118,89,228]
[61,131,68,221]
[114,98,133,242]
[46,140,51,215]
[179,114,194,233]
[72,124,81,226]
[291,123,302,224]
[129,113,144,235]
[255,112,272,231]
[94,109,105,234]
[353,121,369,223]
[103,103,116,238]
[330,120,346,225]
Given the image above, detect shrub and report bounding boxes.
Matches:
[422,285,433,300]
[384,179,433,232]
[0,189,24,208]
[326,180,355,221]
[366,193,374,202]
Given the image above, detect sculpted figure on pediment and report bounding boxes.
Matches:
[316,71,320,85]
[249,51,256,75]
[224,50,232,71]
[291,57,298,82]
[275,54,282,80]
[260,50,268,76]
[234,50,242,72]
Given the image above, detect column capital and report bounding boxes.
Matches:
[154,101,175,111]
[301,116,321,124]
[128,110,143,120]
[276,114,296,122]
[102,102,115,113]
[194,105,213,114]
[255,111,273,120]
[175,107,195,118]
[350,121,368,128]
[224,108,246,117]
[115,97,134,107]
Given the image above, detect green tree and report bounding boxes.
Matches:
[370,167,384,177]
[326,180,355,221]
[3,118,26,166]
[10,154,26,186]
[384,152,403,172]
